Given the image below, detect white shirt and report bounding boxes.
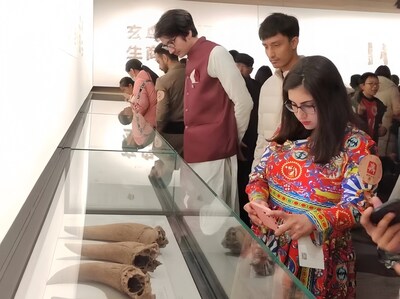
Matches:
[252,69,286,168]
[208,46,253,142]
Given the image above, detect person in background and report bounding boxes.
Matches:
[125,58,158,129]
[360,196,400,275]
[234,53,256,79]
[179,57,187,65]
[392,74,400,160]
[234,52,261,226]
[375,65,400,161]
[118,76,147,149]
[119,76,135,102]
[124,59,158,146]
[150,45,185,186]
[118,76,134,126]
[126,58,159,85]
[254,65,272,86]
[153,43,185,156]
[355,72,387,145]
[252,12,302,169]
[391,74,399,88]
[245,56,377,298]
[154,9,253,212]
[229,49,239,60]
[348,73,361,112]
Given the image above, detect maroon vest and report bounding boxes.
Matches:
[184,37,237,163]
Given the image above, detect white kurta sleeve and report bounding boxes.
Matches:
[207,46,253,142]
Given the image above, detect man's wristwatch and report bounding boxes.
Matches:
[377,247,400,269]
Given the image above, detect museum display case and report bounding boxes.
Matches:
[2,96,315,299]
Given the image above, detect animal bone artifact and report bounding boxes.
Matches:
[47,261,155,299]
[65,241,161,273]
[221,226,247,255]
[250,242,274,276]
[221,226,274,276]
[65,222,169,248]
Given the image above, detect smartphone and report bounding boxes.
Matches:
[250,201,279,231]
[370,199,400,225]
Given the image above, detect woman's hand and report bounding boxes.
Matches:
[361,196,400,275]
[269,210,315,240]
[244,201,266,226]
[132,103,140,113]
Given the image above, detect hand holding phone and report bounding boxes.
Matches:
[370,198,400,226]
[250,201,279,231]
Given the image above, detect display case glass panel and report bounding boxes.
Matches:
[13,99,315,299]
[73,109,175,154]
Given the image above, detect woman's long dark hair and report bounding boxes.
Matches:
[125,58,158,84]
[271,55,363,164]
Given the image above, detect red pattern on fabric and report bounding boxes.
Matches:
[246,126,376,298]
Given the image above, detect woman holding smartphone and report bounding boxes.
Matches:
[245,56,378,298]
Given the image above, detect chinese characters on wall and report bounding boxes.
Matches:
[367,42,388,65]
[126,24,158,61]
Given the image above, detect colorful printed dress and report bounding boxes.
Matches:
[246,126,376,299]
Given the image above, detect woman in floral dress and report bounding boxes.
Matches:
[245,56,378,299]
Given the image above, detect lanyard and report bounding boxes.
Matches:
[133,80,152,104]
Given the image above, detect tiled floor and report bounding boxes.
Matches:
[353,227,400,298]
[357,272,400,299]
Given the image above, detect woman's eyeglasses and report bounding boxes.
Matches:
[284,101,316,114]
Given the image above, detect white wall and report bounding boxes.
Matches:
[285,7,400,84]
[93,0,400,87]
[0,0,93,243]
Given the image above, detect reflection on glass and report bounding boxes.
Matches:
[14,99,314,299]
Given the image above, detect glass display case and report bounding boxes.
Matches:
[3,96,315,299]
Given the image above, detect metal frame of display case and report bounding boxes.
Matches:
[151,174,230,298]
[0,94,92,299]
[0,91,315,299]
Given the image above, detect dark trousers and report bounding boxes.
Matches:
[237,159,252,227]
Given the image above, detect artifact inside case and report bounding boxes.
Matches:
[47,222,170,299]
[12,99,314,299]
[26,214,197,299]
